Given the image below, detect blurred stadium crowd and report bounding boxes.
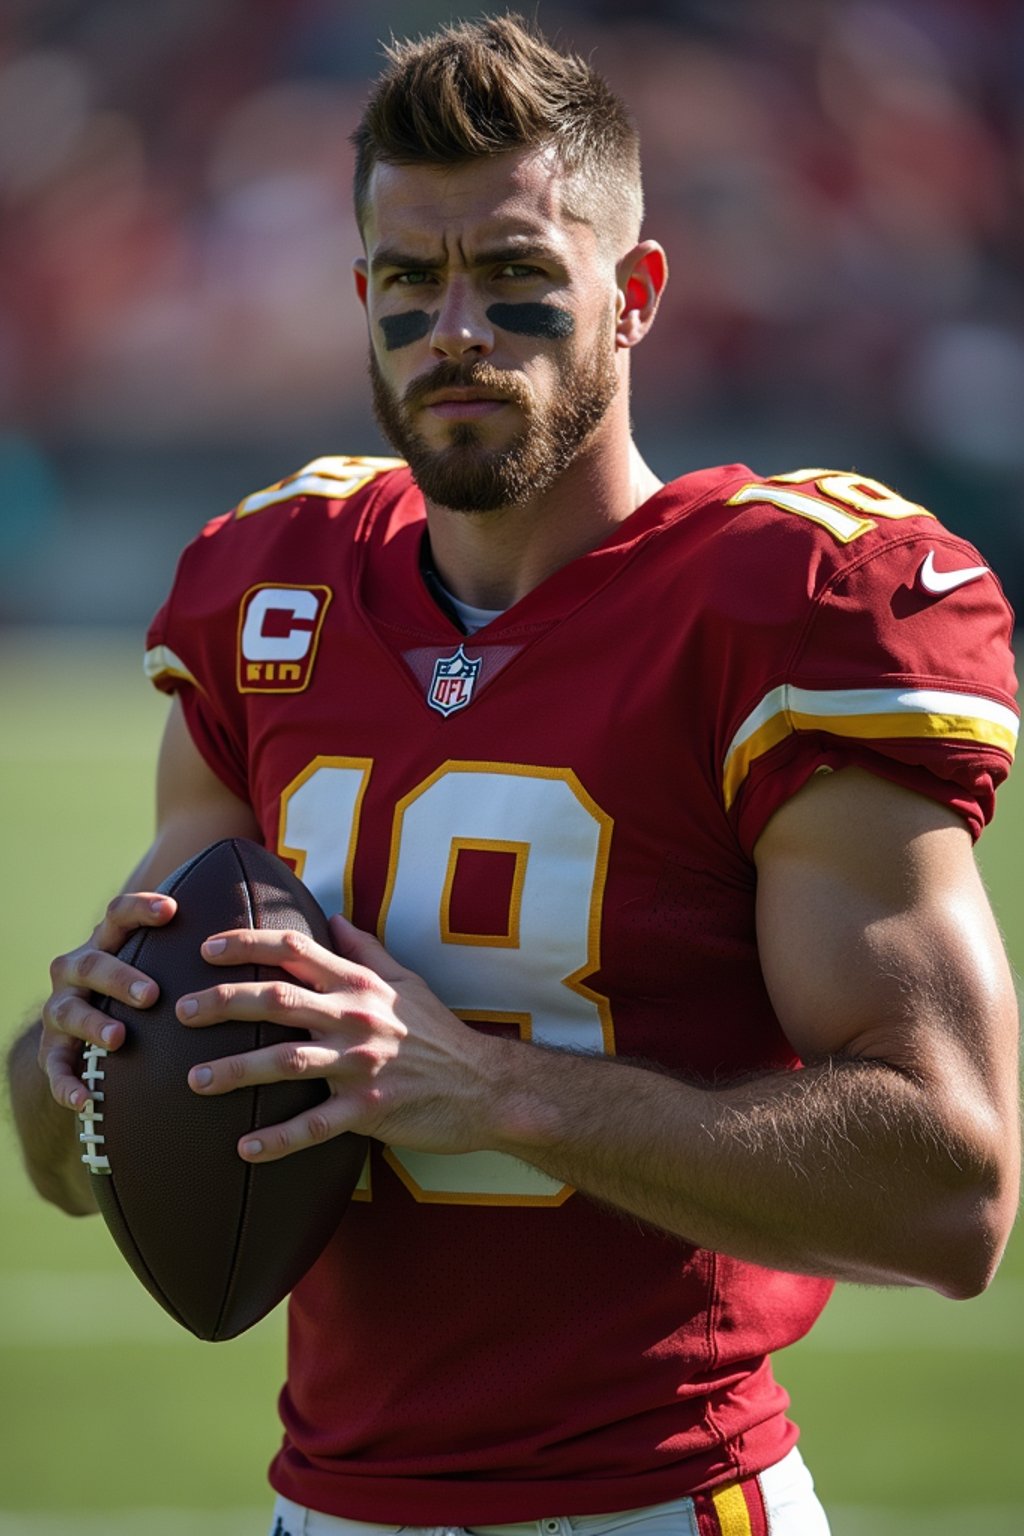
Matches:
[2,0,1024,625]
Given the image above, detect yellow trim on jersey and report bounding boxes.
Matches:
[440,838,529,948]
[379,759,616,1056]
[711,1482,754,1536]
[727,470,934,546]
[454,1008,534,1038]
[234,455,405,518]
[726,481,874,543]
[723,685,1019,810]
[143,644,198,689]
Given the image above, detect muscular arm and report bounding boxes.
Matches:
[478,768,1019,1295]
[201,766,1017,1297]
[5,696,258,1215]
[158,765,1020,1297]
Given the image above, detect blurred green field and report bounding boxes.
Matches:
[1,631,1021,1536]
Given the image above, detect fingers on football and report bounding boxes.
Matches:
[95,892,176,948]
[188,1039,341,1096]
[201,925,407,991]
[47,891,174,1011]
[176,973,347,1031]
[234,1095,360,1163]
[42,1037,83,1109]
[49,945,158,1012]
[199,927,335,987]
[38,1021,111,1110]
[42,987,123,1047]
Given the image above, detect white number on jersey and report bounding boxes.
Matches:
[726,469,934,544]
[278,760,614,1206]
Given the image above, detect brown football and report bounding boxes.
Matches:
[78,838,367,1340]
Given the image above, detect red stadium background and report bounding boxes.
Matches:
[1,0,1023,629]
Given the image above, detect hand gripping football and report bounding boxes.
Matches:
[78,838,367,1341]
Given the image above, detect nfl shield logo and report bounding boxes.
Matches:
[428,644,482,717]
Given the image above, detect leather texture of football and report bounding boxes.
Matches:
[78,837,367,1341]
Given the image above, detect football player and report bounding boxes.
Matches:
[8,16,1019,1536]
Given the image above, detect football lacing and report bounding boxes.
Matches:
[79,1043,111,1175]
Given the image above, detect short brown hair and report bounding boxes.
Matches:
[351,13,643,242]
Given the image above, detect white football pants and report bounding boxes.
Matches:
[267,1446,830,1536]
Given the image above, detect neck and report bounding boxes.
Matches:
[423,416,663,611]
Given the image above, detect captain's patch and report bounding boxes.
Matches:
[237,584,332,693]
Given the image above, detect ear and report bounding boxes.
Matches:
[353,258,369,308]
[614,241,667,350]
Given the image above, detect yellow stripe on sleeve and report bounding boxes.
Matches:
[143,644,198,690]
[722,685,1019,810]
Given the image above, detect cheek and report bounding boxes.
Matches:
[379,310,437,351]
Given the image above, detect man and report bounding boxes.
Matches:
[7,15,1020,1536]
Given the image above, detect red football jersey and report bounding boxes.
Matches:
[147,458,1017,1522]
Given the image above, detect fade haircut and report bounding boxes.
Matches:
[351,13,643,245]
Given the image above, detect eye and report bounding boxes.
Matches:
[497,263,542,279]
[394,270,435,287]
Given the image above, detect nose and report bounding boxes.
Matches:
[430,278,494,361]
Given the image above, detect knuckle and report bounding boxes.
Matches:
[226,1055,248,1084]
[282,929,311,958]
[48,994,73,1031]
[348,1004,384,1035]
[198,983,232,1015]
[267,980,298,1012]
[350,968,384,1001]
[269,1124,291,1154]
[275,1042,308,1076]
[305,1109,333,1144]
[49,951,74,987]
[74,950,98,983]
[346,1043,379,1072]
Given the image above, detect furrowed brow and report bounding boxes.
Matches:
[369,246,444,275]
[473,242,563,268]
[369,241,564,276]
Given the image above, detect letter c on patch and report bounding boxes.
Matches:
[242,587,320,660]
[236,583,332,694]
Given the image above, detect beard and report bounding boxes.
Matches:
[368,328,619,513]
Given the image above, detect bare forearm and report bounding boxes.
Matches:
[6,1023,97,1216]
[484,1040,1014,1297]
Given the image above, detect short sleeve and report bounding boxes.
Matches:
[726,532,1018,853]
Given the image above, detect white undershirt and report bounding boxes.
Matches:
[438,583,505,635]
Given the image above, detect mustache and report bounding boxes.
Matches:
[402,360,532,412]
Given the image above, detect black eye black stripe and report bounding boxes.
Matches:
[379,311,436,350]
[486,303,574,338]
[380,304,575,350]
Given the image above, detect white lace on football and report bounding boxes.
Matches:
[78,1043,112,1174]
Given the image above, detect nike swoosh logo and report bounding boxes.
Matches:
[917,549,989,596]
